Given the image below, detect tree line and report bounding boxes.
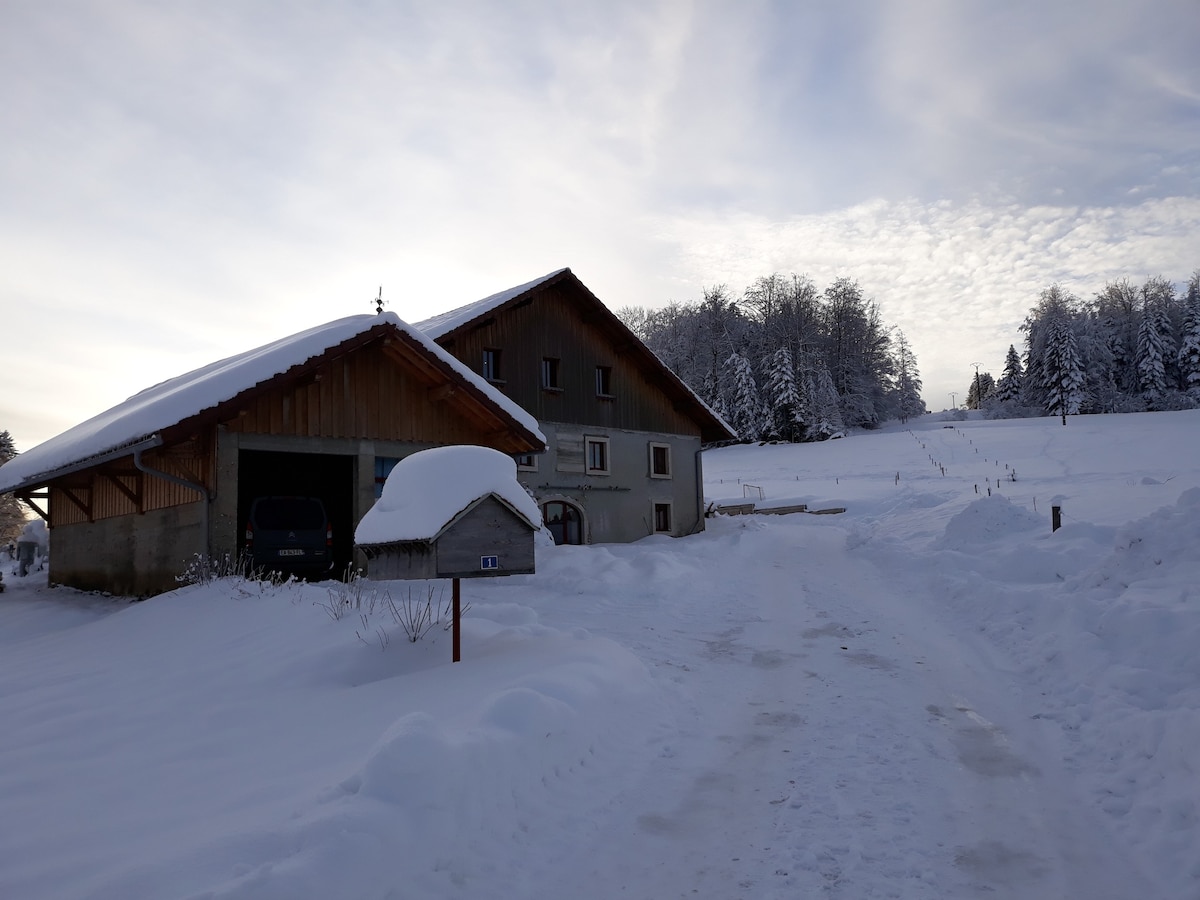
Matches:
[968,272,1200,420]
[618,274,925,443]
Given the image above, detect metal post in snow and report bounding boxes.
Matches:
[452,577,461,663]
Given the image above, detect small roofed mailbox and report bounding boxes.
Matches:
[355,446,539,662]
[355,445,538,580]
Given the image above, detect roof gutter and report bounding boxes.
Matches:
[0,435,166,497]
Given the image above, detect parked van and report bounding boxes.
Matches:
[244,496,334,578]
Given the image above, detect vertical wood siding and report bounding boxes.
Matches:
[437,284,702,436]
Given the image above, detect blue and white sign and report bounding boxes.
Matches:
[480,555,499,571]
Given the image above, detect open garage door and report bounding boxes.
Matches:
[237,450,355,579]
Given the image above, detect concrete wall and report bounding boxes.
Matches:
[50,501,206,597]
[521,422,705,543]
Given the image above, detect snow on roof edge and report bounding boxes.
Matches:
[415,269,569,339]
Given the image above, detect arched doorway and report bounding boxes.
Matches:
[542,500,584,545]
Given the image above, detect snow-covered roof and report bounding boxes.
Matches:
[0,313,545,494]
[416,269,568,340]
[354,445,540,545]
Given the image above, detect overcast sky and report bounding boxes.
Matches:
[3,0,1197,450]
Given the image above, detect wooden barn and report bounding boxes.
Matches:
[417,269,735,544]
[0,314,545,597]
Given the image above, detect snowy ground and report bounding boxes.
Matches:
[1,410,1197,899]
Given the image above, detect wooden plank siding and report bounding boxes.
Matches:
[438,284,702,437]
[50,449,211,526]
[221,343,518,447]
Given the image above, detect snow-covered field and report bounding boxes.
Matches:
[2,410,1197,899]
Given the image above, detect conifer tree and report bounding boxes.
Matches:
[810,366,846,439]
[0,430,27,545]
[723,351,762,441]
[994,345,1024,403]
[891,332,925,423]
[1042,318,1085,422]
[1136,307,1169,402]
[1179,271,1200,397]
[766,347,804,441]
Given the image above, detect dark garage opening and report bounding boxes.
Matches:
[237,450,355,579]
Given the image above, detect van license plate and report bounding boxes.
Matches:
[278,549,305,557]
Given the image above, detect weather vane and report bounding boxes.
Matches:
[372,286,386,315]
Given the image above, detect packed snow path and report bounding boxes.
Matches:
[522,518,1157,899]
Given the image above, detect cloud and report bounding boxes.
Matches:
[0,1,1196,446]
[648,195,1200,407]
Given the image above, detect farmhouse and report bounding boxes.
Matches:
[417,269,735,544]
[0,313,545,596]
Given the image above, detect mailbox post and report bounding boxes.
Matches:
[354,446,541,662]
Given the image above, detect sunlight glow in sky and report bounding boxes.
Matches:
[2,0,1197,449]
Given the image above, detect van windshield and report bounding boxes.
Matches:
[253,498,326,531]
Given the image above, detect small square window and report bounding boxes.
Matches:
[595,365,613,397]
[374,457,401,499]
[541,357,561,390]
[653,502,672,533]
[586,436,609,474]
[514,453,538,471]
[649,443,671,478]
[482,349,502,383]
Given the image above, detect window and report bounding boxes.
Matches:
[514,453,538,472]
[649,442,671,478]
[595,365,613,397]
[653,502,672,534]
[585,436,609,474]
[482,348,502,383]
[541,357,561,390]
[374,457,400,499]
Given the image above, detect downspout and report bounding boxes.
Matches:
[133,443,212,558]
[693,445,706,534]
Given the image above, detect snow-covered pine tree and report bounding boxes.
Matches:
[723,350,762,442]
[0,430,27,545]
[797,356,818,442]
[1136,305,1169,403]
[891,332,925,423]
[1179,271,1200,397]
[993,344,1024,404]
[810,365,846,439]
[766,347,804,441]
[1042,317,1085,422]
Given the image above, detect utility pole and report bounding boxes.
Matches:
[971,362,982,410]
[949,391,958,410]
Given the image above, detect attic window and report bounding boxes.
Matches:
[595,365,613,398]
[482,348,503,383]
[541,357,561,391]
